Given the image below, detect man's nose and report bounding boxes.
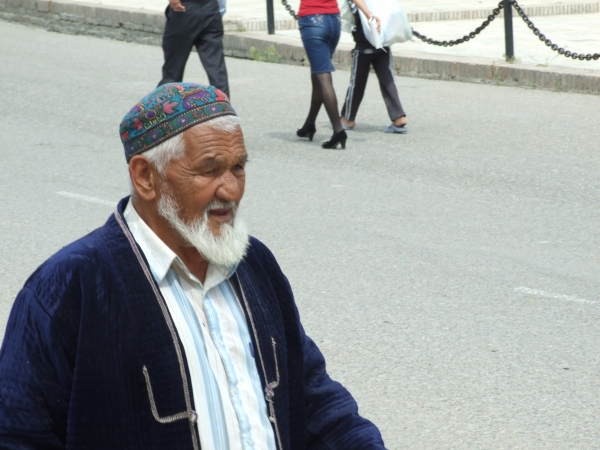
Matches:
[216,170,243,201]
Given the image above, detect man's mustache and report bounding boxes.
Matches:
[204,200,237,215]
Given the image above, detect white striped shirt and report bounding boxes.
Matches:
[124,202,277,450]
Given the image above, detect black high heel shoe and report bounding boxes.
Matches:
[322,130,347,149]
[297,123,316,141]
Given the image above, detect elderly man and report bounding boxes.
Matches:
[0,83,386,449]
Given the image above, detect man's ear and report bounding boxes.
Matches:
[129,155,159,201]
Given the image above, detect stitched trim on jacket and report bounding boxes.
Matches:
[115,209,200,450]
[235,274,284,450]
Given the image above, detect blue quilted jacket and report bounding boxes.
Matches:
[0,197,386,450]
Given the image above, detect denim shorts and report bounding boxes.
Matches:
[299,14,341,74]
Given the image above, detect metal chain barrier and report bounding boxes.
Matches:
[281,0,298,20]
[511,0,600,60]
[411,1,504,47]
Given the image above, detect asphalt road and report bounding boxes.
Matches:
[1,20,599,449]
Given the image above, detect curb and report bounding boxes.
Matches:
[1,0,599,95]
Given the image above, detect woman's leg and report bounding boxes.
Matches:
[322,14,343,134]
[302,74,323,127]
[299,16,324,128]
[302,72,343,133]
[314,72,343,134]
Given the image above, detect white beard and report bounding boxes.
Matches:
[157,192,250,268]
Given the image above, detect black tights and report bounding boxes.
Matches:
[303,73,343,134]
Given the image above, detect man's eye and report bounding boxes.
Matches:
[202,168,218,176]
[232,164,245,171]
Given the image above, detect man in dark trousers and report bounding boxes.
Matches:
[158,0,229,97]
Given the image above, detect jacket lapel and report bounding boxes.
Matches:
[232,262,288,450]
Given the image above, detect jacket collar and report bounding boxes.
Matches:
[116,196,238,289]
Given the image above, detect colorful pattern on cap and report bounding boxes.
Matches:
[120,83,236,162]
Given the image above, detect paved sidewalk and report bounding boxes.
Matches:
[403,13,600,71]
[86,0,600,22]
[271,12,600,72]
[57,0,600,72]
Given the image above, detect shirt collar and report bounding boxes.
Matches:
[123,200,237,288]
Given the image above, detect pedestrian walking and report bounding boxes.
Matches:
[341,0,408,133]
[158,0,230,98]
[296,0,347,149]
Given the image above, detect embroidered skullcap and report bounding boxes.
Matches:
[119,83,236,162]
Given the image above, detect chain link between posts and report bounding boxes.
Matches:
[510,0,600,60]
[411,2,504,46]
[279,0,599,61]
[281,0,298,20]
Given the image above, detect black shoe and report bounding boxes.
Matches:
[322,130,347,149]
[297,123,316,141]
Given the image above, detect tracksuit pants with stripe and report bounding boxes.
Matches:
[341,48,406,122]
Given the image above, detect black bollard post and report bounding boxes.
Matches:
[503,0,515,61]
[267,0,275,34]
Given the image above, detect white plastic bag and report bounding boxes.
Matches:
[358,0,412,49]
[340,0,355,33]
[366,16,383,48]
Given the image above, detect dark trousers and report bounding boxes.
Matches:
[158,1,229,97]
[341,48,406,122]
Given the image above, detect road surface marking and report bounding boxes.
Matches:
[514,286,597,306]
[56,191,115,207]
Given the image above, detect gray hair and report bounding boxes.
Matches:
[143,115,241,175]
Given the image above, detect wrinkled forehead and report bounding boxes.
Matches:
[181,122,247,164]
